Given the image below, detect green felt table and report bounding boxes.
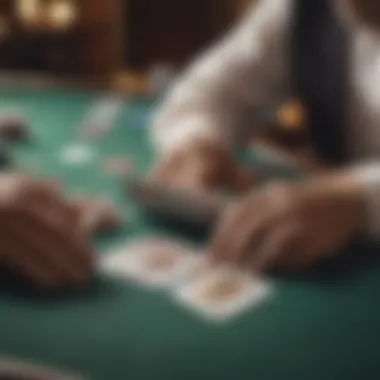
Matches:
[0,87,380,380]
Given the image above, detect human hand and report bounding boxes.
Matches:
[212,172,366,272]
[151,139,235,193]
[152,139,256,194]
[0,173,94,288]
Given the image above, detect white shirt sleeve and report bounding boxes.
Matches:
[349,163,380,237]
[151,0,293,154]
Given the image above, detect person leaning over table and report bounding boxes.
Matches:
[151,0,380,272]
[0,173,94,288]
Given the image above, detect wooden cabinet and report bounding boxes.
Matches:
[125,0,258,70]
[80,0,125,81]
[126,0,239,70]
[0,0,255,83]
[0,0,125,83]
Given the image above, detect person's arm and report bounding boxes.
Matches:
[348,162,380,237]
[210,163,380,272]
[151,0,293,155]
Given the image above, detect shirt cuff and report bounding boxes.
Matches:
[349,162,380,238]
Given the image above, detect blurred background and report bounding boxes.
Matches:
[0,0,253,93]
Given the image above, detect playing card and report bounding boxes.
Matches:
[79,96,123,140]
[99,244,140,278]
[174,267,273,323]
[59,144,96,165]
[100,238,200,288]
[172,253,215,284]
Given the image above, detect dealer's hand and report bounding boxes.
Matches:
[152,139,248,193]
[212,172,367,271]
[0,173,94,288]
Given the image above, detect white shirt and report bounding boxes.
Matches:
[151,0,380,236]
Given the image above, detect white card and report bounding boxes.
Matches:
[100,238,200,288]
[172,253,216,285]
[79,96,123,140]
[99,246,140,278]
[59,144,96,165]
[174,267,273,323]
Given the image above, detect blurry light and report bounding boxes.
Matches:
[16,0,40,26]
[15,0,78,31]
[50,0,78,30]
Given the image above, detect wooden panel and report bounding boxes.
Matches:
[0,0,15,28]
[0,1,11,15]
[127,0,230,70]
[80,0,125,81]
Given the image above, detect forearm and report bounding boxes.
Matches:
[151,42,251,155]
[313,162,380,238]
[347,162,380,237]
[151,0,291,155]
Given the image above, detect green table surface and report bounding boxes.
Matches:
[0,88,380,380]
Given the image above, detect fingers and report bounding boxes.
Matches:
[250,224,302,272]
[1,210,94,288]
[211,188,311,273]
[65,202,83,227]
[212,210,323,273]
[150,142,235,193]
[17,223,92,283]
[22,179,83,231]
[0,230,60,288]
[7,177,66,223]
[24,210,94,274]
[37,195,82,231]
[0,175,94,288]
[210,180,346,274]
[212,196,267,263]
[151,153,204,191]
[230,168,262,194]
[275,240,330,271]
[151,152,183,183]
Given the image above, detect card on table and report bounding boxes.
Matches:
[99,238,202,288]
[78,96,123,140]
[173,266,273,323]
[59,144,96,165]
